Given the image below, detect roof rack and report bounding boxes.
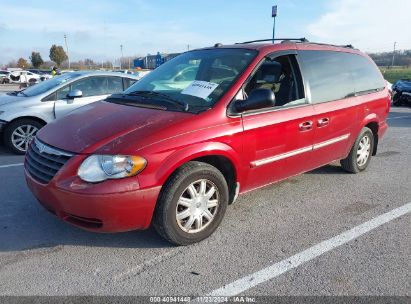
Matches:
[236,38,355,49]
[236,38,309,44]
[305,42,355,49]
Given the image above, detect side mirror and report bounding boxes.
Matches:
[236,88,276,112]
[67,89,83,100]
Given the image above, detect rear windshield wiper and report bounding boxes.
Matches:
[126,91,189,112]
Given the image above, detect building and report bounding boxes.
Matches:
[133,52,180,70]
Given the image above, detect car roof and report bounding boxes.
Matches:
[198,41,364,56]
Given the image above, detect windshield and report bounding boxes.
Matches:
[122,48,257,112]
[20,73,82,97]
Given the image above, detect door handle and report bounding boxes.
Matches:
[317,117,330,127]
[299,121,313,131]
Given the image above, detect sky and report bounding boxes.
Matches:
[0,0,410,65]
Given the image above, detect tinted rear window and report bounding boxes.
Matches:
[348,54,385,94]
[299,50,385,103]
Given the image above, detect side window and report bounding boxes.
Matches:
[56,85,70,100]
[244,54,305,107]
[107,77,124,94]
[71,77,107,97]
[299,51,355,103]
[348,54,385,94]
[123,78,137,90]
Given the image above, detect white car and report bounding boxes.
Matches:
[0,71,138,153]
[8,70,41,84]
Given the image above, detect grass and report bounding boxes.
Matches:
[380,67,411,83]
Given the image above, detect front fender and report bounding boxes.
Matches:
[0,109,53,124]
[138,141,243,189]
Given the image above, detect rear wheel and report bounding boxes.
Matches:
[340,127,374,173]
[153,161,229,246]
[3,119,44,154]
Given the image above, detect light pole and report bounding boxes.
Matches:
[120,44,124,70]
[272,5,277,43]
[391,42,397,68]
[64,34,70,69]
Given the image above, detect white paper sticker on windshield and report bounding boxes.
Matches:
[181,81,219,99]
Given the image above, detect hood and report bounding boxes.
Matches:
[0,94,25,106]
[37,100,193,154]
[397,80,411,91]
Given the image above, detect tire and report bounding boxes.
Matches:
[153,161,229,246]
[340,127,374,173]
[3,119,44,154]
[392,93,402,106]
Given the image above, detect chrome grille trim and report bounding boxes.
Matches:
[25,138,73,184]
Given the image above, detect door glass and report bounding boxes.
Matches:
[299,51,355,103]
[107,77,124,94]
[71,77,107,97]
[244,55,306,107]
[123,78,137,90]
[56,85,70,100]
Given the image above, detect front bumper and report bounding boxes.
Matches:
[25,168,161,233]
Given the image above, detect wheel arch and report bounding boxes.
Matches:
[154,142,242,205]
[6,116,47,127]
[361,113,379,156]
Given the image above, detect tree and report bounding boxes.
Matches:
[49,44,68,67]
[30,52,44,68]
[17,58,29,69]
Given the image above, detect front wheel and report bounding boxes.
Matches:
[153,161,229,246]
[340,127,374,173]
[3,119,44,154]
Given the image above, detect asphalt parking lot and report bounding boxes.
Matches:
[0,106,409,298]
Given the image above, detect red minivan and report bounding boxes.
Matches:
[25,39,390,245]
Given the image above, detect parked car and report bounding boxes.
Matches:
[8,70,41,84]
[0,70,11,84]
[0,71,138,153]
[25,40,390,245]
[28,69,53,81]
[392,79,411,106]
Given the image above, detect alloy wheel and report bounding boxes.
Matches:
[357,135,371,167]
[175,179,220,234]
[11,124,38,152]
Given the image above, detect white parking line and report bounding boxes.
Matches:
[387,115,410,120]
[0,163,24,169]
[202,202,411,297]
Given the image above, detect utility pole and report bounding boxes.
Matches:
[120,44,123,70]
[187,44,190,51]
[391,42,397,68]
[64,34,70,69]
[272,5,277,43]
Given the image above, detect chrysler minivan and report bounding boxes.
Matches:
[25,39,390,245]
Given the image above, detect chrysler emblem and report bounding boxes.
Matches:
[35,139,47,154]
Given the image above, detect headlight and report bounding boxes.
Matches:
[78,155,147,183]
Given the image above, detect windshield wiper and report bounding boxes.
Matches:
[126,91,189,112]
[106,95,167,110]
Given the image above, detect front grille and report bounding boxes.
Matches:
[26,138,73,184]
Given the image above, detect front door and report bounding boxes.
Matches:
[237,53,315,192]
[54,76,122,119]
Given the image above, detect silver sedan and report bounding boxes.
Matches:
[0,71,138,154]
